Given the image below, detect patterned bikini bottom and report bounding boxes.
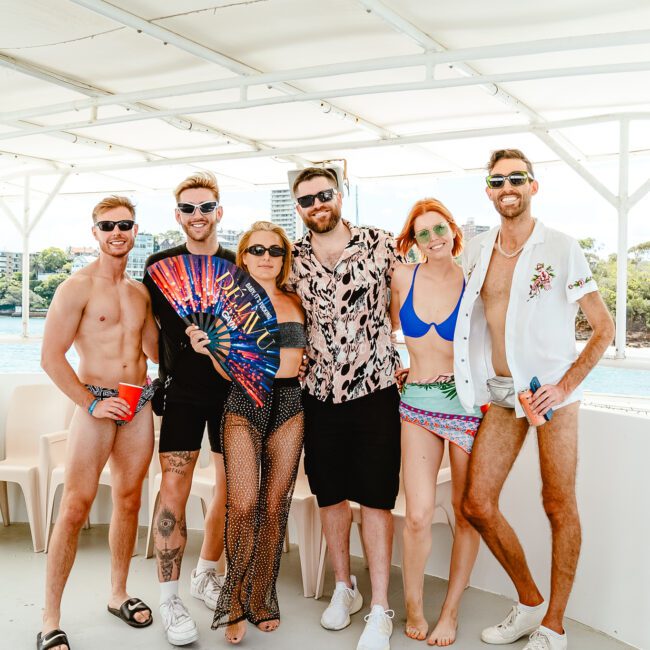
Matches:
[399,377,483,454]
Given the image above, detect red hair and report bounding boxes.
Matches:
[396,198,463,258]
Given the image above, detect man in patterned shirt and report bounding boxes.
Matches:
[456,149,614,650]
[290,167,401,650]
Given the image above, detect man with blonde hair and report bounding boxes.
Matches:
[144,171,236,645]
[39,195,158,650]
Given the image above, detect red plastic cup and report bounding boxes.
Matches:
[117,382,143,422]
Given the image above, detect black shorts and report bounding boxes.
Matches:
[159,396,227,454]
[303,385,401,510]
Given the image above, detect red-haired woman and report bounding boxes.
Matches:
[390,199,483,646]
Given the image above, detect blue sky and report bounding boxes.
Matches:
[2,157,649,256]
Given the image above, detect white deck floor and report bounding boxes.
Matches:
[1,524,631,650]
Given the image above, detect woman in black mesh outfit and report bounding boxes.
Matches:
[187,221,306,644]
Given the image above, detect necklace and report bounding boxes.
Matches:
[496,219,536,258]
[496,230,524,258]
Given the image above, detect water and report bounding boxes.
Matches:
[1,316,649,396]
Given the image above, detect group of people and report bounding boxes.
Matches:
[36,148,614,650]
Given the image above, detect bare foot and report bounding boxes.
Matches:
[257,619,280,632]
[427,613,458,646]
[405,616,428,641]
[225,620,247,644]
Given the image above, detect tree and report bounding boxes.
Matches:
[34,273,68,303]
[35,247,70,273]
[629,240,650,263]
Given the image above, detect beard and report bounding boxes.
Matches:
[493,191,531,220]
[180,218,216,243]
[300,202,342,234]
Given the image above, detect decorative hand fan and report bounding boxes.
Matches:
[148,255,280,407]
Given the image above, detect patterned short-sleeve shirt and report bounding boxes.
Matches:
[290,221,402,403]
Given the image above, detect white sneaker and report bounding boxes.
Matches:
[523,627,568,650]
[159,594,199,646]
[357,605,394,650]
[190,568,224,610]
[481,602,546,644]
[320,575,363,630]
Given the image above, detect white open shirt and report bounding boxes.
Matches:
[454,220,598,418]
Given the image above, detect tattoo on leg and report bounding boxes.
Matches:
[156,546,181,582]
[155,506,186,581]
[157,507,177,539]
[161,451,194,476]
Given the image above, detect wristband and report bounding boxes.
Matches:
[88,398,99,416]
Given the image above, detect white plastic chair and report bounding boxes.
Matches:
[287,453,321,597]
[314,465,454,599]
[0,384,74,552]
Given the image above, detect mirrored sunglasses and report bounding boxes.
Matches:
[295,188,337,208]
[245,244,286,258]
[485,171,533,189]
[94,220,135,232]
[176,201,219,215]
[414,223,448,245]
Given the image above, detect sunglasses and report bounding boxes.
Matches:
[176,201,219,215]
[485,171,534,189]
[94,220,135,232]
[414,223,448,245]
[245,244,286,258]
[295,188,337,208]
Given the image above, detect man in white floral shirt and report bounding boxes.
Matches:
[454,149,614,650]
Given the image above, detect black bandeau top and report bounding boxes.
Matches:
[278,321,307,349]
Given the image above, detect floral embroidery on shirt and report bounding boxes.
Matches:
[527,262,555,301]
[466,263,476,280]
[568,276,593,290]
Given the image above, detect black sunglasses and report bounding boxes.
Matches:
[245,244,286,258]
[176,201,219,215]
[94,220,135,232]
[295,188,337,208]
[485,171,534,189]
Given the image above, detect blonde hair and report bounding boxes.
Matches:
[174,171,220,203]
[237,221,293,289]
[92,195,135,222]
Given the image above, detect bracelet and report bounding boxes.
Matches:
[88,398,99,416]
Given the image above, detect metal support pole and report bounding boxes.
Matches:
[21,176,31,338]
[615,120,630,358]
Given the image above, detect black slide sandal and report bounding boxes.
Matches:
[36,629,70,649]
[107,597,153,628]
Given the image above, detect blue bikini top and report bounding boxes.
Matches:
[399,264,465,341]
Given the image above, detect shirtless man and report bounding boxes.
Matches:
[455,149,614,650]
[38,195,158,650]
